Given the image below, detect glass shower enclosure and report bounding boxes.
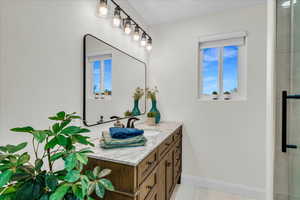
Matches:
[275,0,300,199]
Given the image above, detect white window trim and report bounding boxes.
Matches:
[198,31,247,101]
[87,53,112,101]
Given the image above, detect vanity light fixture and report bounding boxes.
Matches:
[133,26,140,41]
[98,0,108,17]
[140,33,147,47]
[112,6,121,27]
[98,0,152,51]
[124,17,132,34]
[146,38,152,51]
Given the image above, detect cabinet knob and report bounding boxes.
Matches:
[147,161,154,165]
[147,185,153,190]
[166,161,172,167]
[165,143,171,146]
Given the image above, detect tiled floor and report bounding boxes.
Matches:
[170,183,256,200]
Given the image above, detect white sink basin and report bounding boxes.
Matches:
[143,129,161,136]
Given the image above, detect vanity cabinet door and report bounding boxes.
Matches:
[165,150,174,200]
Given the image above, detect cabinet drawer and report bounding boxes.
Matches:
[138,150,158,184]
[174,127,182,142]
[158,136,174,159]
[139,169,158,200]
[147,190,158,200]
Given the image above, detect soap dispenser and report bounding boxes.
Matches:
[110,116,125,128]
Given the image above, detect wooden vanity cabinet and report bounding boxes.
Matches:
[85,126,182,200]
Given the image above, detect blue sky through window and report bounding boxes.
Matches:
[104,59,112,92]
[202,48,219,94]
[93,61,101,94]
[202,46,238,95]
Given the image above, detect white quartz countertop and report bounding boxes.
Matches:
[77,121,183,166]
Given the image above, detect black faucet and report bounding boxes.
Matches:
[110,116,125,128]
[126,117,140,128]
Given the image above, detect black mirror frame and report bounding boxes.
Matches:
[83,34,147,127]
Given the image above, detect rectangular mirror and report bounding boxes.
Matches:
[83,34,146,126]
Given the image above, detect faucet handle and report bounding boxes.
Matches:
[126,117,140,128]
[111,116,125,128]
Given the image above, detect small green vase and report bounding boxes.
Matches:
[150,100,160,124]
[132,100,141,116]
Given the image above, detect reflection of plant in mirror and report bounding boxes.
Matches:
[133,87,144,100]
[124,110,132,117]
[0,111,114,200]
[146,87,159,101]
[147,112,157,118]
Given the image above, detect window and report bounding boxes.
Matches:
[199,32,246,100]
[89,54,112,100]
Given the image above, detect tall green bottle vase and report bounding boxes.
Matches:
[150,100,161,124]
[132,100,141,116]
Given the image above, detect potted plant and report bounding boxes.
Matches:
[132,87,144,116]
[146,112,157,126]
[212,91,219,100]
[124,110,132,117]
[0,111,114,200]
[224,91,231,100]
[146,87,161,124]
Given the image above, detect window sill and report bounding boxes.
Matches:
[198,96,247,102]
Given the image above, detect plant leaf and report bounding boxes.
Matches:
[93,167,100,178]
[52,123,60,134]
[75,153,88,165]
[61,126,81,135]
[50,152,64,162]
[56,135,69,147]
[95,182,105,198]
[0,170,13,187]
[64,170,80,183]
[32,130,48,143]
[35,159,43,171]
[15,179,42,200]
[57,112,66,120]
[49,183,71,200]
[46,174,58,191]
[60,120,71,130]
[64,154,77,171]
[17,153,30,165]
[88,182,96,196]
[99,178,114,191]
[80,175,89,197]
[72,184,83,199]
[98,169,111,178]
[79,148,93,154]
[10,126,34,133]
[6,142,27,153]
[45,137,58,150]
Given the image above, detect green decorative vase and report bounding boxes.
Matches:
[132,100,141,116]
[150,100,161,124]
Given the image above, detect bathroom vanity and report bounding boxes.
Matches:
[83,122,183,200]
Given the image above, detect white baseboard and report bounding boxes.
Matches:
[275,193,300,200]
[181,175,265,200]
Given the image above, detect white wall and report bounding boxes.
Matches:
[149,4,267,198]
[0,0,148,149]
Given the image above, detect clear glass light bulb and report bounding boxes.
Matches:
[124,24,131,34]
[141,36,147,46]
[146,38,152,51]
[124,19,132,34]
[133,27,140,41]
[113,16,121,27]
[98,3,108,17]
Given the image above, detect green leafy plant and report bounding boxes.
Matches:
[133,87,144,101]
[224,91,231,95]
[124,110,132,117]
[147,112,157,118]
[146,87,159,101]
[0,111,114,200]
[212,91,218,95]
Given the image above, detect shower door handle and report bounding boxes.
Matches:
[282,91,298,153]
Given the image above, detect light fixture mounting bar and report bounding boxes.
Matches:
[110,0,151,40]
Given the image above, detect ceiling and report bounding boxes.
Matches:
[127,0,267,25]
